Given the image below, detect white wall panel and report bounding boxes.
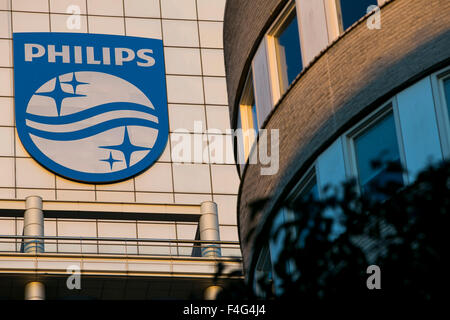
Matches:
[296,0,330,67]
[396,77,443,182]
[252,40,274,128]
[323,0,341,42]
[316,137,347,198]
[0,218,15,252]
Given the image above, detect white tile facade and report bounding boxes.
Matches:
[0,0,10,10]
[12,12,50,32]
[125,18,162,39]
[197,0,226,21]
[124,0,160,18]
[50,13,88,33]
[161,0,197,20]
[162,19,199,47]
[12,0,48,12]
[0,0,239,246]
[198,21,223,48]
[164,47,202,75]
[0,39,12,67]
[50,0,87,14]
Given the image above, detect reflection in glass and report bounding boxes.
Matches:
[252,102,259,135]
[354,112,403,200]
[339,0,378,31]
[238,72,258,162]
[236,111,246,166]
[444,78,450,120]
[297,176,319,202]
[275,13,303,92]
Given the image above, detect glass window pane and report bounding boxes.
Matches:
[239,72,258,161]
[254,245,273,297]
[236,110,245,165]
[276,13,303,90]
[354,112,403,198]
[340,0,378,30]
[256,245,272,274]
[298,176,319,202]
[251,102,259,134]
[444,78,450,120]
[240,72,257,132]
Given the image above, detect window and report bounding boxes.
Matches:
[261,171,320,296]
[295,173,319,202]
[253,245,273,297]
[268,206,292,295]
[338,0,378,31]
[432,70,450,159]
[287,168,319,213]
[268,3,303,98]
[443,78,450,122]
[275,12,302,92]
[352,111,404,200]
[288,170,321,244]
[236,71,258,165]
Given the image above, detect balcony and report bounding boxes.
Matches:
[0,235,242,279]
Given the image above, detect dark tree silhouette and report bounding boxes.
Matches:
[215,160,450,301]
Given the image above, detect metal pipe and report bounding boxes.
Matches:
[204,285,222,300]
[24,281,45,300]
[199,201,221,257]
[23,196,44,253]
[23,196,45,300]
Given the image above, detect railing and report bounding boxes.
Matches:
[0,235,242,259]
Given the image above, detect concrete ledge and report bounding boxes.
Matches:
[0,253,243,278]
[0,199,201,215]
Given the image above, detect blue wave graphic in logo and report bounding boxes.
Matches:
[26,113,159,141]
[25,102,158,124]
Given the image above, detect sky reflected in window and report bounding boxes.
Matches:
[354,112,403,198]
[340,0,378,30]
[276,14,303,89]
[444,78,450,120]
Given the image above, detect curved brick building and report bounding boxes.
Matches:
[224,0,450,292]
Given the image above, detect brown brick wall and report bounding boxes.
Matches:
[224,0,450,270]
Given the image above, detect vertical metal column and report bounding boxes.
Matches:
[204,285,222,300]
[24,282,45,300]
[23,195,44,253]
[200,201,222,300]
[199,201,221,257]
[23,196,45,300]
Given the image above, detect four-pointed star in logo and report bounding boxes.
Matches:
[100,126,151,169]
[35,73,86,116]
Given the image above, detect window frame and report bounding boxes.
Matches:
[287,166,319,203]
[343,101,409,195]
[334,0,383,33]
[263,166,318,292]
[265,0,301,103]
[237,70,258,164]
[431,66,450,159]
[334,0,345,33]
[282,165,319,241]
[253,245,273,297]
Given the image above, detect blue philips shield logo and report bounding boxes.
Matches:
[13,33,168,184]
